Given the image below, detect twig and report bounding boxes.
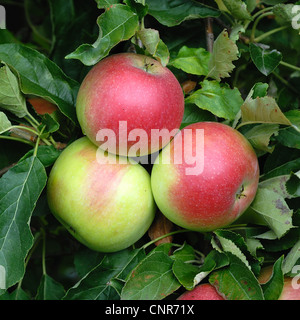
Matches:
[205,18,214,53]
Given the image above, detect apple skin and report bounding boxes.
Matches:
[47,137,156,252]
[177,284,225,300]
[76,52,184,157]
[259,266,300,300]
[151,122,260,232]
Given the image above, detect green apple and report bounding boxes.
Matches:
[47,137,156,252]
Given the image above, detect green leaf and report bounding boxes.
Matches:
[251,82,269,98]
[96,0,121,8]
[214,230,251,269]
[146,0,220,27]
[273,4,298,24]
[209,253,264,300]
[63,248,145,300]
[261,256,284,300]
[65,4,139,66]
[0,43,79,124]
[0,112,12,134]
[124,0,149,19]
[276,127,300,149]
[171,243,200,290]
[249,43,282,76]
[207,29,239,81]
[36,274,66,300]
[285,109,300,132]
[0,156,47,294]
[0,64,29,118]
[136,28,170,66]
[250,187,293,238]
[282,239,300,275]
[180,103,215,129]
[172,260,200,291]
[185,80,243,121]
[286,172,300,197]
[121,248,181,300]
[222,0,253,21]
[19,145,62,168]
[262,145,300,181]
[243,123,279,154]
[193,250,229,287]
[169,46,210,76]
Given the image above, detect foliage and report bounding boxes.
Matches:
[0,0,299,300]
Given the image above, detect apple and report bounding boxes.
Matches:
[177,284,225,300]
[76,52,184,157]
[47,137,156,252]
[258,266,300,300]
[151,122,259,232]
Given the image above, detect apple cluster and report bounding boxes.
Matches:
[47,53,259,253]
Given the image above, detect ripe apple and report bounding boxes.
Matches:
[258,266,300,300]
[177,284,225,300]
[151,122,260,232]
[76,52,184,157]
[47,137,156,252]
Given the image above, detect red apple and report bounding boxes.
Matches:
[76,52,184,157]
[177,284,225,300]
[151,122,259,232]
[47,137,156,252]
[258,266,300,300]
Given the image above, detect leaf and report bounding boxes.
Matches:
[250,187,294,238]
[19,145,62,168]
[241,96,292,126]
[260,256,284,300]
[214,230,251,269]
[222,0,252,21]
[169,46,210,76]
[209,253,264,300]
[193,250,229,287]
[286,172,300,198]
[0,156,47,294]
[282,239,300,275]
[136,28,170,66]
[185,80,243,121]
[65,4,139,66]
[243,123,279,154]
[276,127,300,149]
[171,243,200,290]
[64,248,145,300]
[285,109,300,132]
[207,29,239,81]
[121,247,181,300]
[172,260,199,290]
[261,145,300,181]
[180,103,215,129]
[146,0,220,27]
[0,112,12,134]
[36,274,66,300]
[96,0,121,8]
[0,43,79,124]
[273,4,298,24]
[0,64,29,118]
[249,43,282,76]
